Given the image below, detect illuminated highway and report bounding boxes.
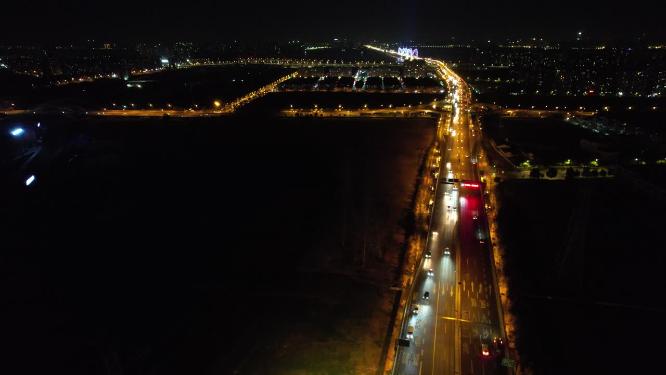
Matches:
[368,46,510,375]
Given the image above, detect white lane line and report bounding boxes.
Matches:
[432,280,441,375]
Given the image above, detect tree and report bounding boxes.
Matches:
[599,169,607,177]
[546,167,558,178]
[530,168,541,178]
[582,167,592,177]
[565,168,576,180]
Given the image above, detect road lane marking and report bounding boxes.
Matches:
[440,316,471,323]
[432,280,441,375]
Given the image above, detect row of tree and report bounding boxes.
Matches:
[528,167,615,179]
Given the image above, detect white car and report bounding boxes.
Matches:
[444,247,451,255]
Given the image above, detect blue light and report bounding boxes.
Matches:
[25,175,35,186]
[10,127,25,137]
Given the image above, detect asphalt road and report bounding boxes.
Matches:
[394,55,508,375]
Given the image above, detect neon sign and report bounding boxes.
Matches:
[398,47,419,58]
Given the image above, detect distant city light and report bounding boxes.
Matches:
[10,127,25,137]
[25,175,36,186]
[37,122,41,128]
[160,58,170,64]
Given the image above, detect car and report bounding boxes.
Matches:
[407,325,415,339]
[481,342,490,357]
[481,343,490,357]
[423,291,430,300]
[473,215,478,220]
[425,251,432,259]
[427,269,434,276]
[493,337,504,352]
[412,305,419,315]
[432,231,439,238]
[444,247,451,255]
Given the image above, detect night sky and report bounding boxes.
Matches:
[2,0,665,42]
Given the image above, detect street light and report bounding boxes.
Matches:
[25,175,36,186]
[10,127,25,137]
[213,100,222,108]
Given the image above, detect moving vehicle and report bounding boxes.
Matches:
[444,247,451,255]
[412,305,419,315]
[493,337,504,353]
[481,343,490,357]
[407,325,415,339]
[425,251,432,259]
[427,269,434,277]
[423,291,430,300]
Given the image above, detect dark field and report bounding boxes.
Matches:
[482,116,600,165]
[1,115,435,374]
[496,179,666,374]
[0,65,292,109]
